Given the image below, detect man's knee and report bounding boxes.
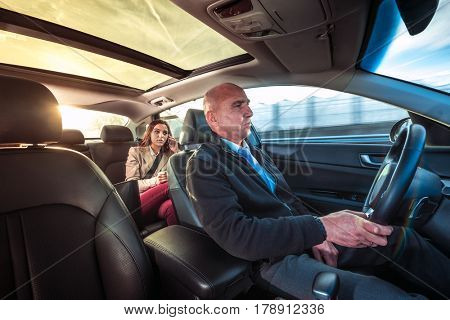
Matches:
[349,274,424,299]
[389,227,424,259]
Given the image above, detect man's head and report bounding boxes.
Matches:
[203,83,253,145]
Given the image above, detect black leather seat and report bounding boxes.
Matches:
[141,109,258,299]
[168,109,261,230]
[0,75,153,299]
[89,125,136,184]
[167,109,212,231]
[53,129,91,158]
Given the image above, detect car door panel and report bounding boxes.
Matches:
[263,142,391,214]
[421,147,450,178]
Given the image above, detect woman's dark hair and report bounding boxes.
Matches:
[140,119,172,153]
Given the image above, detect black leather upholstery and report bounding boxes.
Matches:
[53,129,91,158]
[90,125,136,184]
[169,109,261,230]
[114,180,144,228]
[144,226,252,299]
[0,75,61,144]
[167,152,204,231]
[169,110,209,230]
[0,75,153,299]
[179,109,214,145]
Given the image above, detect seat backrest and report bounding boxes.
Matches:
[89,125,136,184]
[168,150,203,231]
[168,109,215,231]
[52,129,91,158]
[168,109,261,231]
[0,75,153,299]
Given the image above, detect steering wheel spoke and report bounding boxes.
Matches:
[363,207,374,218]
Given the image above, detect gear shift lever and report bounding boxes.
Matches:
[312,272,340,300]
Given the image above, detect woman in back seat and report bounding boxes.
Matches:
[125,119,179,225]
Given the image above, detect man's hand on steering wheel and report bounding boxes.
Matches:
[320,210,393,249]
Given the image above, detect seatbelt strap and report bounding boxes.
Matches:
[144,151,163,179]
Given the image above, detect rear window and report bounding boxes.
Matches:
[159,99,203,139]
[58,105,129,139]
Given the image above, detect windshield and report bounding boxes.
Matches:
[360,0,450,93]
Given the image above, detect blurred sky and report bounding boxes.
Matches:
[373,0,450,90]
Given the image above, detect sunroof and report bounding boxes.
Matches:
[0,0,246,70]
[0,30,170,90]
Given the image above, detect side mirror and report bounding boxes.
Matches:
[390,118,411,143]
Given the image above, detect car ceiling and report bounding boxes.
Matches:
[0,0,374,122]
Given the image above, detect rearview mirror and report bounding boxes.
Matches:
[396,0,439,35]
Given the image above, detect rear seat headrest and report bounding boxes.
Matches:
[0,75,61,144]
[100,125,133,143]
[59,129,85,145]
[179,109,214,146]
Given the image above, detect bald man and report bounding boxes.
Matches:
[186,83,450,299]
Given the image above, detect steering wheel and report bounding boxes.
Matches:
[363,124,426,225]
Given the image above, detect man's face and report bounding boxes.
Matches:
[211,87,253,144]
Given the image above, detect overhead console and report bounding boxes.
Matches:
[206,0,371,74]
[207,0,329,40]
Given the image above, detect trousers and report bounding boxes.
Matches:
[257,227,449,299]
[140,182,178,225]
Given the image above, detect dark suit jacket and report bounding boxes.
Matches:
[186,135,326,261]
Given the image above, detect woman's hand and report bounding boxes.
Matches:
[156,171,168,184]
[168,136,179,152]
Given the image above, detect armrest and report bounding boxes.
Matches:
[144,225,253,299]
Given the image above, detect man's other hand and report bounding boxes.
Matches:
[320,210,393,248]
[312,240,339,267]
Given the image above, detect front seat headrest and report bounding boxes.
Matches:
[179,109,214,146]
[59,129,85,145]
[100,125,133,143]
[0,75,61,144]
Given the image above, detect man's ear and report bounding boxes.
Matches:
[205,110,217,126]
